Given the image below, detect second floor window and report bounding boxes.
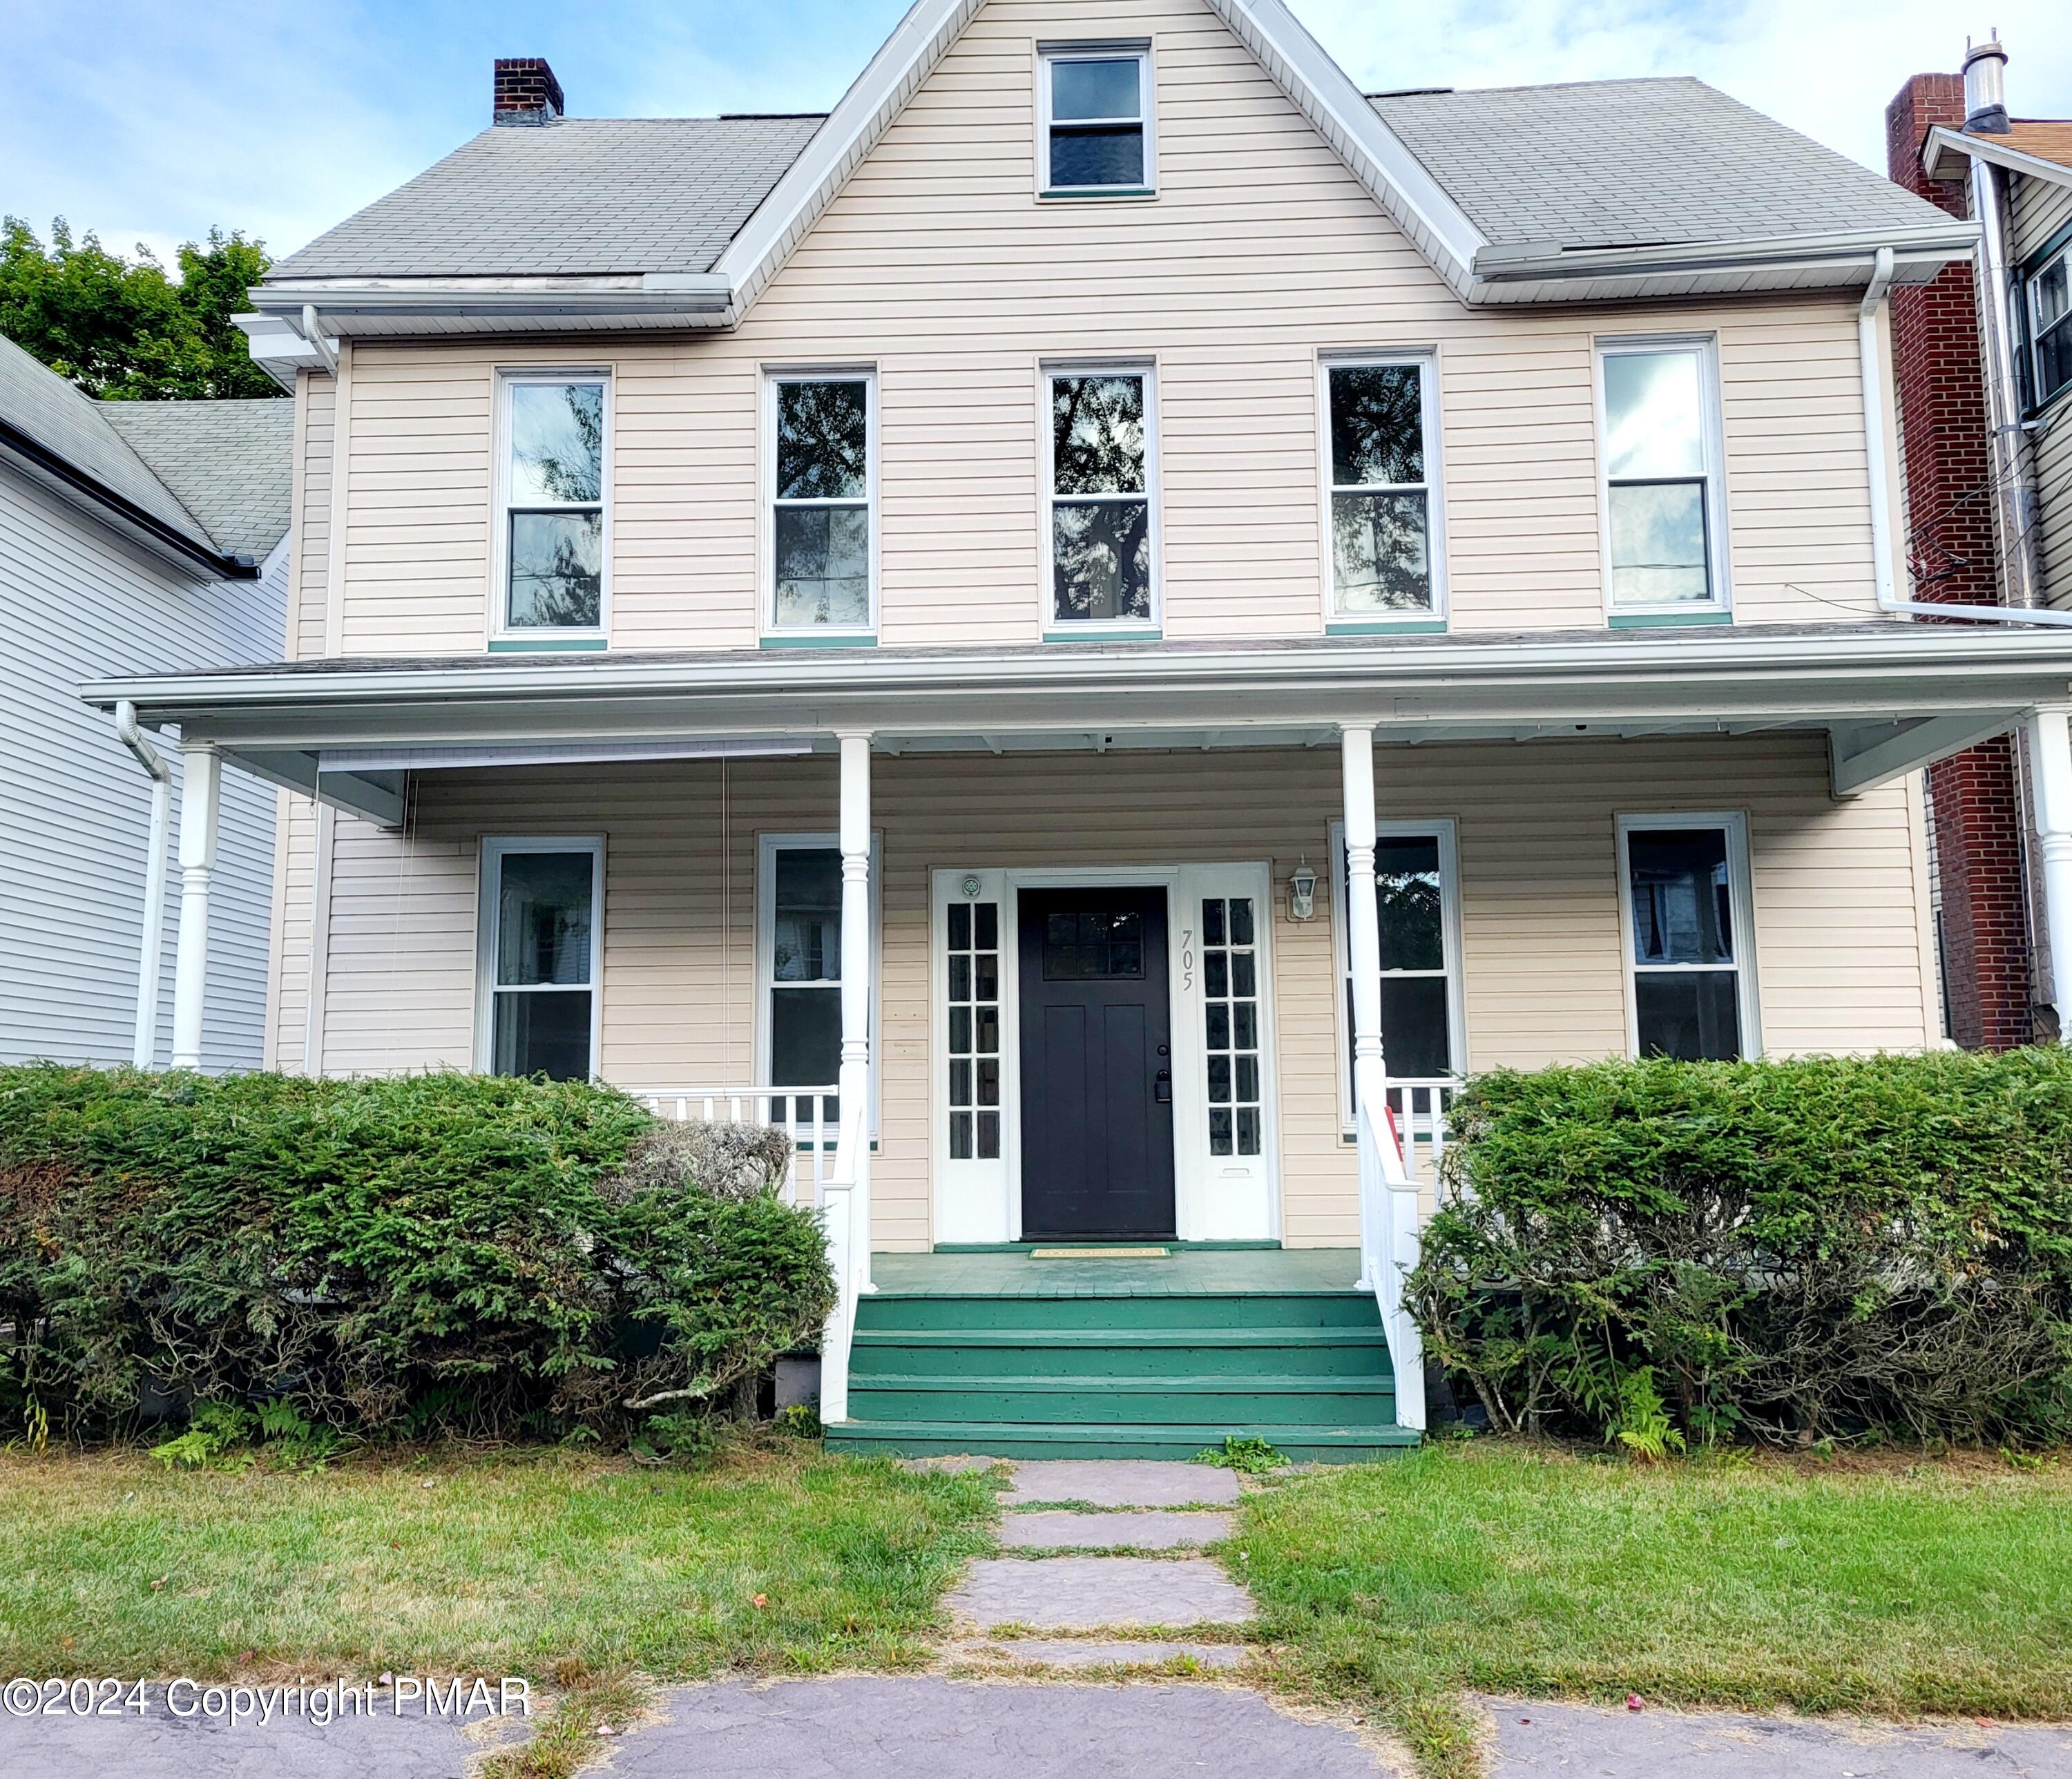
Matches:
[769,373,874,633]
[1327,358,1441,617]
[1599,340,1727,613]
[1047,367,1155,627]
[2031,247,2070,410]
[1041,49,1151,194]
[502,374,605,633]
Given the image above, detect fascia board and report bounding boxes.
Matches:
[1202,0,1484,296]
[79,628,2072,722]
[713,0,985,314]
[1923,124,2072,189]
[1472,222,1978,287]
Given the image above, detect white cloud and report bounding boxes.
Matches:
[1285,0,2072,172]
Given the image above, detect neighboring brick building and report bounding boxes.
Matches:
[1885,69,2034,1047]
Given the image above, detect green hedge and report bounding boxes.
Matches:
[0,1066,836,1442]
[1412,1051,2072,1449]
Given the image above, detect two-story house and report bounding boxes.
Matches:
[1,334,289,1070]
[85,0,2072,1457]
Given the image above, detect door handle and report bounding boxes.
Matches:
[1153,1068,1171,1104]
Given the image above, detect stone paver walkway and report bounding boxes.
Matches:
[1482,1697,2072,1777]
[939,1456,1256,1671]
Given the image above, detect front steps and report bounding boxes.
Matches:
[825,1260,1417,1462]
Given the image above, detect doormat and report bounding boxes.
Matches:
[1028,1246,1171,1260]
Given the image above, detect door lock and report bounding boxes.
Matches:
[1153,1068,1172,1104]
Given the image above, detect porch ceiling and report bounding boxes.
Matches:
[82,622,2072,825]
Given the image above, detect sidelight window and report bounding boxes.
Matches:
[479,838,602,1081]
[1619,815,1756,1061]
[946,901,1002,1160]
[1202,896,1263,1157]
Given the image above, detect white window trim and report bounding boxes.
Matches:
[1593,334,1732,620]
[760,365,881,641]
[1330,818,1467,1131]
[1317,350,1448,626]
[2029,244,2071,410]
[755,830,883,1136]
[474,836,606,1077]
[1614,811,1763,1061]
[1035,41,1156,199]
[1039,358,1163,637]
[490,368,612,646]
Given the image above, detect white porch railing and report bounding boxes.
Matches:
[1385,1077,1464,1200]
[635,1086,839,1206]
[1354,1079,1428,1432]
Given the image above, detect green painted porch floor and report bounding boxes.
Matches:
[827,1248,1415,1463]
[868,1246,1364,1297]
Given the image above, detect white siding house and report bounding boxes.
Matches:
[0,336,290,1069]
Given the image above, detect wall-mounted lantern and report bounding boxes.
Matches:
[1287,857,1318,921]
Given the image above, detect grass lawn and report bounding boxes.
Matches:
[1233,1441,2072,1778]
[0,1441,996,1682]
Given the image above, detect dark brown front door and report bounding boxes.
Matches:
[1017,886,1176,1240]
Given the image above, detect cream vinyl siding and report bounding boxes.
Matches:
[318,0,1885,657]
[291,735,1936,1249]
[294,372,334,661]
[2013,173,2072,610]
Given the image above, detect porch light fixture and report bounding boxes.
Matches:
[1288,858,1318,922]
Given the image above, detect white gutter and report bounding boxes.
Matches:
[294,305,338,376]
[1970,132,2044,610]
[1475,221,1977,287]
[115,700,172,1069]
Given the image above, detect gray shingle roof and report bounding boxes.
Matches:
[99,400,294,559]
[0,333,292,564]
[269,116,827,280]
[0,334,211,548]
[1370,77,1950,252]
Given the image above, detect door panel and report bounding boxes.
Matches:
[1018,886,1176,1239]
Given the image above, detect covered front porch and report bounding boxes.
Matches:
[85,622,2072,1451]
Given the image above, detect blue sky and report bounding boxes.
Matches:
[13,0,2072,270]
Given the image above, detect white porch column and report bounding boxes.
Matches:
[1341,725,1386,1137]
[1341,722,1426,1430]
[837,729,874,1294]
[169,740,222,1070]
[2028,707,2072,1040]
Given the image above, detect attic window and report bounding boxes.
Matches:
[1040,47,1153,196]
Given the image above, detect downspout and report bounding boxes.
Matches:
[115,700,172,1068]
[1965,80,2044,610]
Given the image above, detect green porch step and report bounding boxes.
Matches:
[849,1372,1397,1427]
[850,1325,1394,1380]
[825,1417,1421,1463]
[854,1290,1384,1331]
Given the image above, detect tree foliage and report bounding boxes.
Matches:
[1413,1051,2072,1448]
[0,216,282,401]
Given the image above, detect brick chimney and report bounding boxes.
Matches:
[494,57,564,126]
[1883,66,2033,1049]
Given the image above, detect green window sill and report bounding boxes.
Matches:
[1039,186,1156,200]
[1043,627,1164,644]
[1327,617,1448,636]
[1607,609,1734,630]
[488,635,608,653]
[760,633,879,650]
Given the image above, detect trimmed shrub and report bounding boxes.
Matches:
[1412,1052,2072,1448]
[0,1066,836,1443]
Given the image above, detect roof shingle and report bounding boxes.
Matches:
[99,400,294,559]
[1370,77,1950,253]
[269,116,827,281]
